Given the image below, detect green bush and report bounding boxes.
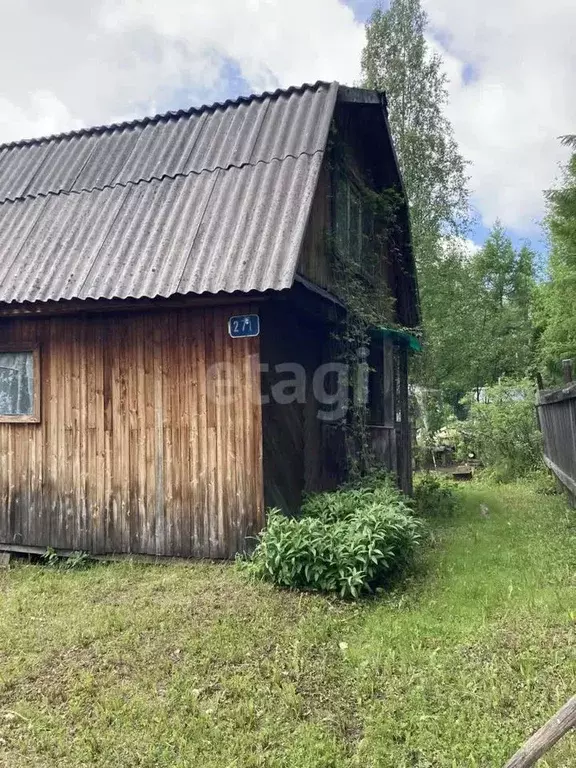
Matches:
[465,379,543,481]
[301,475,407,524]
[412,473,459,517]
[245,483,423,598]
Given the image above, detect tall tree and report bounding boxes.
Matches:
[361,0,470,266]
[536,150,576,379]
[420,227,536,400]
[361,0,470,394]
[470,223,536,389]
[418,237,484,400]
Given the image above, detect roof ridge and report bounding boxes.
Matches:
[0,80,335,152]
[0,149,327,207]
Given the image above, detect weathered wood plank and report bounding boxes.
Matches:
[537,382,576,405]
[0,307,264,559]
[504,696,576,768]
[196,309,210,558]
[543,455,576,498]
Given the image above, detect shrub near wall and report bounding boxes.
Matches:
[245,480,423,598]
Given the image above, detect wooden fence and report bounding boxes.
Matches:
[536,359,576,502]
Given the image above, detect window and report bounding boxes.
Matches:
[0,344,40,423]
[333,169,376,273]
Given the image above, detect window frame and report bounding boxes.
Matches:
[0,343,41,424]
[333,167,378,276]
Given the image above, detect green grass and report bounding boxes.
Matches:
[0,480,575,767]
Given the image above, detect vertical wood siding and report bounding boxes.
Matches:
[537,386,576,499]
[297,160,332,289]
[260,302,347,514]
[0,306,264,558]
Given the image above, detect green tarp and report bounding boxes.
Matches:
[370,326,422,352]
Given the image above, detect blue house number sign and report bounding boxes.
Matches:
[228,314,260,338]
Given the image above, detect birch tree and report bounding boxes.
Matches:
[361,0,470,267]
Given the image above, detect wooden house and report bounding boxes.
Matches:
[0,82,419,559]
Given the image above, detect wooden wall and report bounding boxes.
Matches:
[0,305,264,558]
[260,300,346,514]
[297,150,391,309]
[298,161,332,290]
[296,150,414,495]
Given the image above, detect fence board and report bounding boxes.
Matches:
[537,385,576,500]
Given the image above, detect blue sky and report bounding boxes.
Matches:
[1,0,573,261]
[345,0,377,22]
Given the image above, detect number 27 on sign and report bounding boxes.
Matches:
[228,314,260,338]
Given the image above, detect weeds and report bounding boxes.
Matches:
[245,504,422,598]
[41,548,91,570]
[412,473,460,517]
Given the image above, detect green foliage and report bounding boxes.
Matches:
[361,0,472,395]
[326,136,405,477]
[2,483,575,766]
[0,558,365,767]
[330,314,373,479]
[328,148,402,328]
[469,223,536,386]
[361,2,541,400]
[417,224,537,397]
[301,476,409,524]
[412,385,459,465]
[41,547,91,570]
[361,0,470,263]
[340,467,399,493]
[245,484,423,598]
[465,379,543,481]
[560,134,576,148]
[412,473,459,517]
[536,151,576,380]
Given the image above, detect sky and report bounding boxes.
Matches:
[0,0,574,253]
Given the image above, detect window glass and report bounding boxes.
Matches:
[334,171,377,273]
[0,351,34,416]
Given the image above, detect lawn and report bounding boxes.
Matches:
[0,480,575,767]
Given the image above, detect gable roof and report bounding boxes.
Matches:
[0,82,338,305]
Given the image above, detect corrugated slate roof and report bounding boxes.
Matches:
[0,81,338,305]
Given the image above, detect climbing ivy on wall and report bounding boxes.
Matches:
[327,136,404,478]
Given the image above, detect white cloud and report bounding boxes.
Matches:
[0,0,573,240]
[440,235,482,262]
[100,0,365,92]
[109,0,365,88]
[0,92,82,144]
[423,0,576,234]
[0,0,364,143]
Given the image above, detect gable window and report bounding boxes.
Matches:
[0,345,40,423]
[333,169,377,274]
